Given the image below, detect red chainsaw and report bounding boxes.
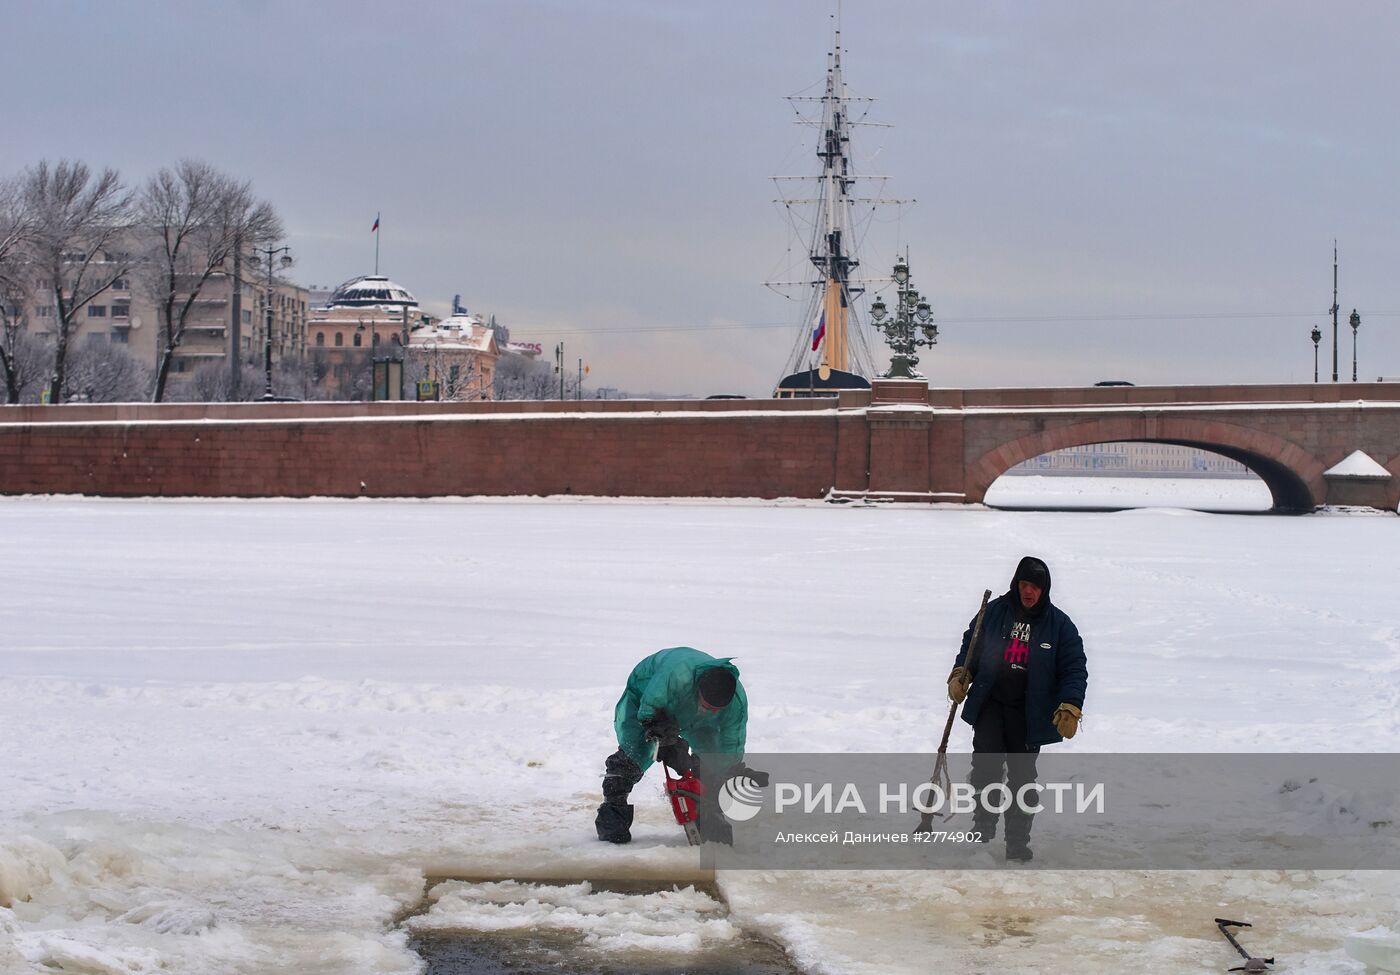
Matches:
[663,763,705,846]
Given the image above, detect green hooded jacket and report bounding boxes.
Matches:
[613,647,747,772]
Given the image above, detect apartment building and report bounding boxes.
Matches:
[23,245,308,392]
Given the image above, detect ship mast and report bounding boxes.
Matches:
[772,26,908,395]
[815,32,855,374]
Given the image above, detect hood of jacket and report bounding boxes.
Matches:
[1009,555,1052,619]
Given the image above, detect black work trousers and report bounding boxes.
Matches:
[595,749,645,842]
[968,701,1040,845]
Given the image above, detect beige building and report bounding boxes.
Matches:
[1010,442,1250,477]
[306,275,421,353]
[304,274,440,399]
[178,268,308,385]
[405,314,499,401]
[24,248,307,394]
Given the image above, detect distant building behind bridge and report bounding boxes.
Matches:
[1007,442,1252,478]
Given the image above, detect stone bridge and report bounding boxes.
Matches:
[0,381,1396,512]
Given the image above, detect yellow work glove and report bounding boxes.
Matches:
[1052,703,1082,739]
[947,666,972,704]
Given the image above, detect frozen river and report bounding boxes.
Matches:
[0,495,1396,974]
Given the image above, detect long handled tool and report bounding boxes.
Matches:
[916,588,992,832]
[1215,919,1273,972]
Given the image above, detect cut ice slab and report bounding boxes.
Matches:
[1346,929,1400,972]
[404,879,801,974]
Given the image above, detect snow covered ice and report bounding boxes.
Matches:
[1,494,1397,974]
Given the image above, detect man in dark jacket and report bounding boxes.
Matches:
[947,556,1088,862]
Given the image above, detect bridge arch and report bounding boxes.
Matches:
[968,416,1327,512]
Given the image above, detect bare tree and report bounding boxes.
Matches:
[0,175,33,266]
[62,339,149,403]
[0,175,43,403]
[0,280,47,403]
[492,353,573,400]
[404,342,485,401]
[22,160,134,404]
[140,160,281,402]
[179,357,236,402]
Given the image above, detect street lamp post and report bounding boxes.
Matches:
[1350,309,1361,382]
[254,244,293,400]
[1330,245,1339,383]
[355,315,379,400]
[1310,324,1321,383]
[868,253,938,379]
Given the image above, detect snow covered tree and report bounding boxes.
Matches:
[404,343,485,401]
[493,353,575,400]
[61,339,149,403]
[0,175,44,403]
[139,160,281,402]
[21,160,134,404]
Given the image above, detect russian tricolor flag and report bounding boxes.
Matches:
[371,213,380,233]
[810,307,826,352]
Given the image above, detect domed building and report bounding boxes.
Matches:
[326,275,419,312]
[307,274,434,354]
[306,273,434,399]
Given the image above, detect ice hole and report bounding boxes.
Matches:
[402,877,802,975]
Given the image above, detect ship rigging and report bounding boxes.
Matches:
[771,29,912,397]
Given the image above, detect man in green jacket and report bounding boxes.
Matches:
[595,646,756,844]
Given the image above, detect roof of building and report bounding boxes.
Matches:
[407,315,498,354]
[328,274,417,307]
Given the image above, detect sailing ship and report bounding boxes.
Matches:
[772,29,909,397]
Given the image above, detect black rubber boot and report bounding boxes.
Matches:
[596,749,644,844]
[971,814,998,842]
[595,802,635,843]
[1005,841,1033,862]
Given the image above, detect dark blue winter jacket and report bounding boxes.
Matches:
[954,592,1088,748]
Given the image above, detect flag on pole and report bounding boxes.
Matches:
[371,213,380,233]
[809,307,827,352]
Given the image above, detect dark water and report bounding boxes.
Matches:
[409,931,801,975]
[403,878,803,975]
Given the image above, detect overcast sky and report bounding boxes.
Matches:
[5,1,1397,396]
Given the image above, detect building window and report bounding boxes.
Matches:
[334,332,343,347]
[110,278,128,291]
[111,303,130,319]
[242,310,252,324]
[34,305,54,318]
[88,305,107,318]
[316,332,325,347]
[353,332,362,347]
[111,329,129,344]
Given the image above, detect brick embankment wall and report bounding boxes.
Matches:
[4,385,1398,509]
[0,402,858,499]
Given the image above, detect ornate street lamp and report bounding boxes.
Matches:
[868,252,938,379]
[1310,324,1321,383]
[254,244,293,400]
[1350,309,1361,382]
